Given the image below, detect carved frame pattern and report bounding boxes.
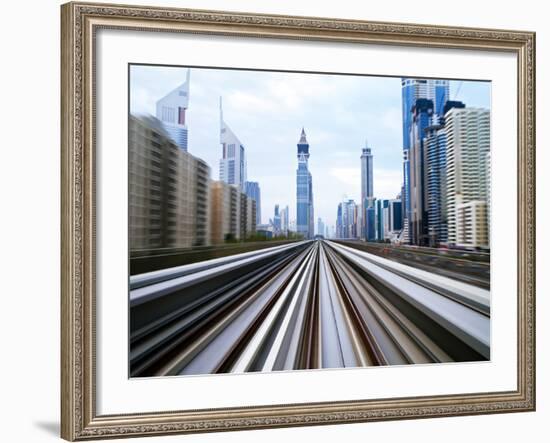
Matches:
[61,2,535,440]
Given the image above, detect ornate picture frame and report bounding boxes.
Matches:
[61,1,535,440]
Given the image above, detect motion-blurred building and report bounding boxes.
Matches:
[129,115,210,250]
[210,180,256,244]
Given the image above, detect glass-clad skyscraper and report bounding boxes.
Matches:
[401,78,449,241]
[360,140,374,239]
[296,128,314,239]
[244,181,261,225]
[409,98,434,246]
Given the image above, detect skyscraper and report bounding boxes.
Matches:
[219,97,247,190]
[360,140,374,239]
[129,115,210,249]
[155,69,190,151]
[280,205,289,235]
[401,78,449,239]
[424,101,466,246]
[244,181,261,225]
[317,218,325,238]
[273,204,281,233]
[336,199,359,239]
[375,198,390,241]
[365,206,376,241]
[296,128,314,239]
[445,107,490,248]
[409,98,434,246]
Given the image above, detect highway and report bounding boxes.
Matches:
[130,240,490,377]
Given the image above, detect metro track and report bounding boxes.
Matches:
[130,240,490,377]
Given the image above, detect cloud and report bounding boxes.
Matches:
[329,168,361,187]
[129,65,488,226]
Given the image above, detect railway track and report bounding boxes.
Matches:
[130,240,490,377]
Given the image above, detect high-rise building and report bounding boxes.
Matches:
[336,200,359,239]
[219,98,247,190]
[456,201,489,248]
[401,78,449,237]
[445,107,491,247]
[273,204,281,234]
[424,101,466,246]
[155,69,190,151]
[296,128,314,239]
[388,199,403,232]
[375,199,390,241]
[360,140,374,239]
[317,218,325,238]
[210,180,256,244]
[486,151,491,248]
[365,206,376,241]
[280,205,289,235]
[244,181,261,225]
[409,98,434,246]
[129,115,210,250]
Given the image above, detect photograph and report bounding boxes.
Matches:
[128,65,492,377]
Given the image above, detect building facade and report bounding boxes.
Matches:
[336,199,359,239]
[317,218,325,238]
[219,98,247,190]
[445,107,491,247]
[365,206,376,241]
[155,69,190,151]
[360,141,374,239]
[129,115,210,250]
[280,205,289,235]
[409,98,434,246]
[296,128,314,239]
[244,181,261,225]
[401,78,449,239]
[210,180,256,244]
[456,201,489,248]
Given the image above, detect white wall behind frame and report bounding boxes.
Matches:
[0,1,545,443]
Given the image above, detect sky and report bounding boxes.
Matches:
[130,65,490,230]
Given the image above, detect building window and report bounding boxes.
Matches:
[228,160,235,184]
[178,107,186,125]
[161,106,175,123]
[227,144,236,158]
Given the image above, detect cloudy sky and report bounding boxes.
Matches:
[130,65,490,229]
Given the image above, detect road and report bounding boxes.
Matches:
[130,240,490,377]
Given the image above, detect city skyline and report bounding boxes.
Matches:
[130,65,491,228]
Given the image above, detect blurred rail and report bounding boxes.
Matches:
[130,240,300,275]
[335,240,490,289]
[130,240,490,377]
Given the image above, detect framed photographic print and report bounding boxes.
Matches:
[61,1,536,440]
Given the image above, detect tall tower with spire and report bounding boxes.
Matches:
[219,97,247,190]
[296,128,314,239]
[155,69,190,151]
[360,139,374,240]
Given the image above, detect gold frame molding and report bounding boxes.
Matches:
[61,2,536,440]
